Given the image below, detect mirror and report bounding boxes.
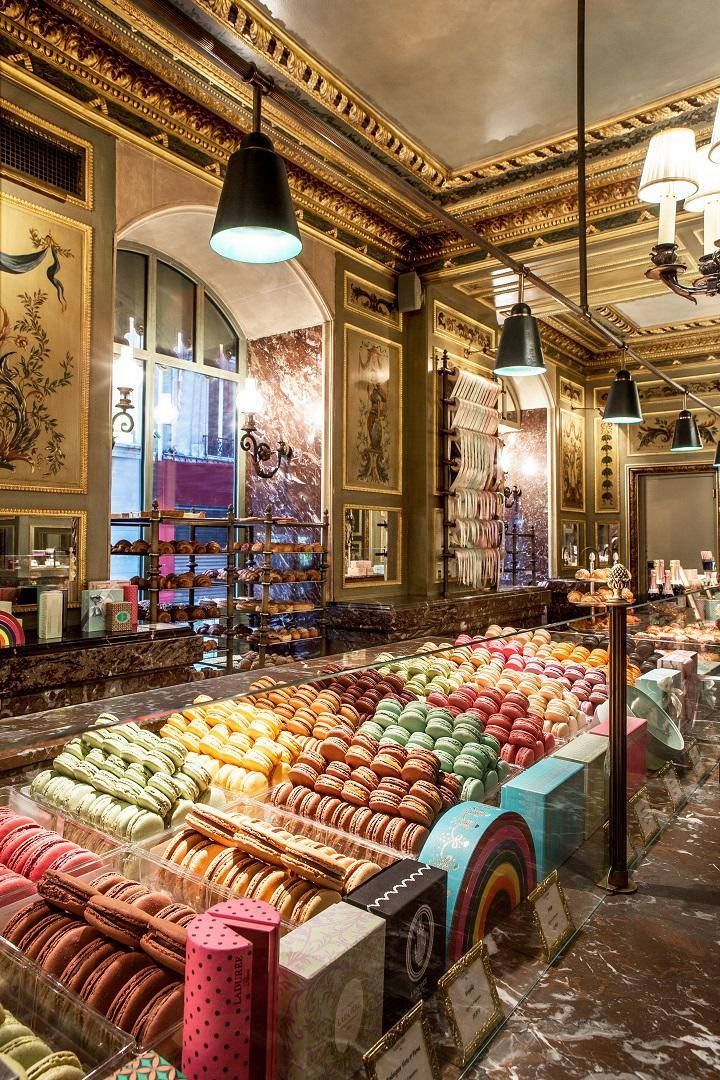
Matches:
[596,521,620,566]
[344,505,401,585]
[560,520,584,570]
[0,511,85,606]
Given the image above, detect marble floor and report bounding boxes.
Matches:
[473,767,720,1079]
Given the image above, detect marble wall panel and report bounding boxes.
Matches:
[501,408,549,581]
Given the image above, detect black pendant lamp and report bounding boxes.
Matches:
[210,85,302,264]
[671,392,703,451]
[495,273,547,377]
[602,360,642,424]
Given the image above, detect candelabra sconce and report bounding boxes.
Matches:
[239,413,293,479]
[502,483,522,509]
[111,386,135,448]
[646,242,720,302]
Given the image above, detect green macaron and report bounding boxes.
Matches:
[380,725,410,746]
[453,754,485,779]
[426,717,455,740]
[461,777,485,802]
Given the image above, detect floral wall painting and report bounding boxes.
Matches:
[0,193,91,493]
[560,408,585,512]
[343,325,402,494]
[627,409,719,455]
[595,417,620,512]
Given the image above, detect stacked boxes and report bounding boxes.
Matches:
[553,733,609,838]
[589,715,647,794]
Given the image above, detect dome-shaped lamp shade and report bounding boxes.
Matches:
[210,132,302,264]
[714,440,720,468]
[495,302,547,377]
[602,368,643,424]
[671,408,702,452]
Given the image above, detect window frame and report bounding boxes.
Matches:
[112,242,247,514]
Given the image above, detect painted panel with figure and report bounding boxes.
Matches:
[0,193,91,493]
[343,325,402,494]
[560,408,585,512]
[627,409,719,455]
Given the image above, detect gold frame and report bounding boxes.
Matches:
[0,508,87,608]
[594,417,620,513]
[625,407,719,457]
[344,271,402,330]
[342,504,402,588]
[559,519,585,572]
[433,300,495,354]
[559,408,586,512]
[437,940,504,1066]
[0,97,94,210]
[343,324,403,495]
[363,1001,440,1080]
[658,763,685,812]
[559,375,585,408]
[527,870,576,962]
[0,192,92,494]
[595,520,620,565]
[628,787,662,847]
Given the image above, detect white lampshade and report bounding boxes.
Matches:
[155,392,178,425]
[237,376,264,415]
[709,96,720,164]
[683,145,720,210]
[638,128,698,203]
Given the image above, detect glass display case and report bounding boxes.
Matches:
[0,589,718,1076]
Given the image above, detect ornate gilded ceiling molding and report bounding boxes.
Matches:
[539,323,595,368]
[0,0,412,257]
[183,0,448,189]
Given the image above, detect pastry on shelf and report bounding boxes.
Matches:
[574,568,590,580]
[130,539,150,554]
[177,572,195,587]
[193,541,207,554]
[130,575,148,588]
[194,573,213,587]
[206,540,222,554]
[174,606,189,621]
[111,539,132,553]
[175,540,193,554]
[158,540,175,555]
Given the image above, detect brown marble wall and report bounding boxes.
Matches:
[245,326,323,522]
[502,408,549,581]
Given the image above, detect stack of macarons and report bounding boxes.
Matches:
[160,806,381,923]
[160,699,301,796]
[29,722,222,841]
[0,811,103,896]
[4,871,186,1045]
[0,1003,85,1079]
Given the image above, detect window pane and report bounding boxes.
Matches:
[114,250,147,348]
[152,367,236,513]
[110,358,144,580]
[156,261,195,360]
[204,297,239,371]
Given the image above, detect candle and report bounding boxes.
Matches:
[657,192,676,246]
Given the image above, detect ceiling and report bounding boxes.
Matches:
[259,0,720,171]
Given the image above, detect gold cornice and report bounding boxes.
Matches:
[0,0,412,256]
[539,323,595,368]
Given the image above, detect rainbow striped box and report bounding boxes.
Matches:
[500,757,585,881]
[553,733,609,838]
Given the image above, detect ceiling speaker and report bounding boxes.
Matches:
[398,271,423,313]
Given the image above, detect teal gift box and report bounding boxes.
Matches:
[553,733,608,838]
[500,756,585,880]
[636,669,677,710]
[81,588,122,632]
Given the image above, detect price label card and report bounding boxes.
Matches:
[527,871,576,962]
[660,764,684,809]
[688,742,702,771]
[630,788,661,845]
[364,1002,439,1080]
[437,941,504,1065]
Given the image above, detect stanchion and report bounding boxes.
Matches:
[602,589,637,893]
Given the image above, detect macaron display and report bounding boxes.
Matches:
[0,810,103,894]
[160,806,381,923]
[29,721,223,841]
[0,1005,84,1079]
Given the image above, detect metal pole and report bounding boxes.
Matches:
[605,597,637,893]
[577,0,588,313]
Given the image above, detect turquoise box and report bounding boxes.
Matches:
[552,733,608,839]
[500,756,585,881]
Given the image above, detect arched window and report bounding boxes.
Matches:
[111,244,247,524]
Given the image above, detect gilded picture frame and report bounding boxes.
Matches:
[343,324,402,494]
[527,870,576,962]
[628,788,662,847]
[658,762,685,812]
[560,408,585,512]
[364,1001,440,1080]
[559,375,585,408]
[0,192,91,494]
[0,508,87,608]
[627,408,719,456]
[342,504,402,587]
[344,271,402,330]
[437,940,504,1066]
[594,417,620,512]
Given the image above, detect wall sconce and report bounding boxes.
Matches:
[237,377,293,479]
[111,344,138,448]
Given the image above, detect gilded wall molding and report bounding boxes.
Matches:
[432,301,495,353]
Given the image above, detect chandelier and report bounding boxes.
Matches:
[640,101,720,301]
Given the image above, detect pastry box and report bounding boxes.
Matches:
[277,901,385,1080]
[588,714,647,794]
[345,858,446,1028]
[500,756,585,881]
[552,732,608,838]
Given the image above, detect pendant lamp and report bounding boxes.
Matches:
[602,363,642,424]
[671,393,702,452]
[210,85,302,264]
[494,273,546,377]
